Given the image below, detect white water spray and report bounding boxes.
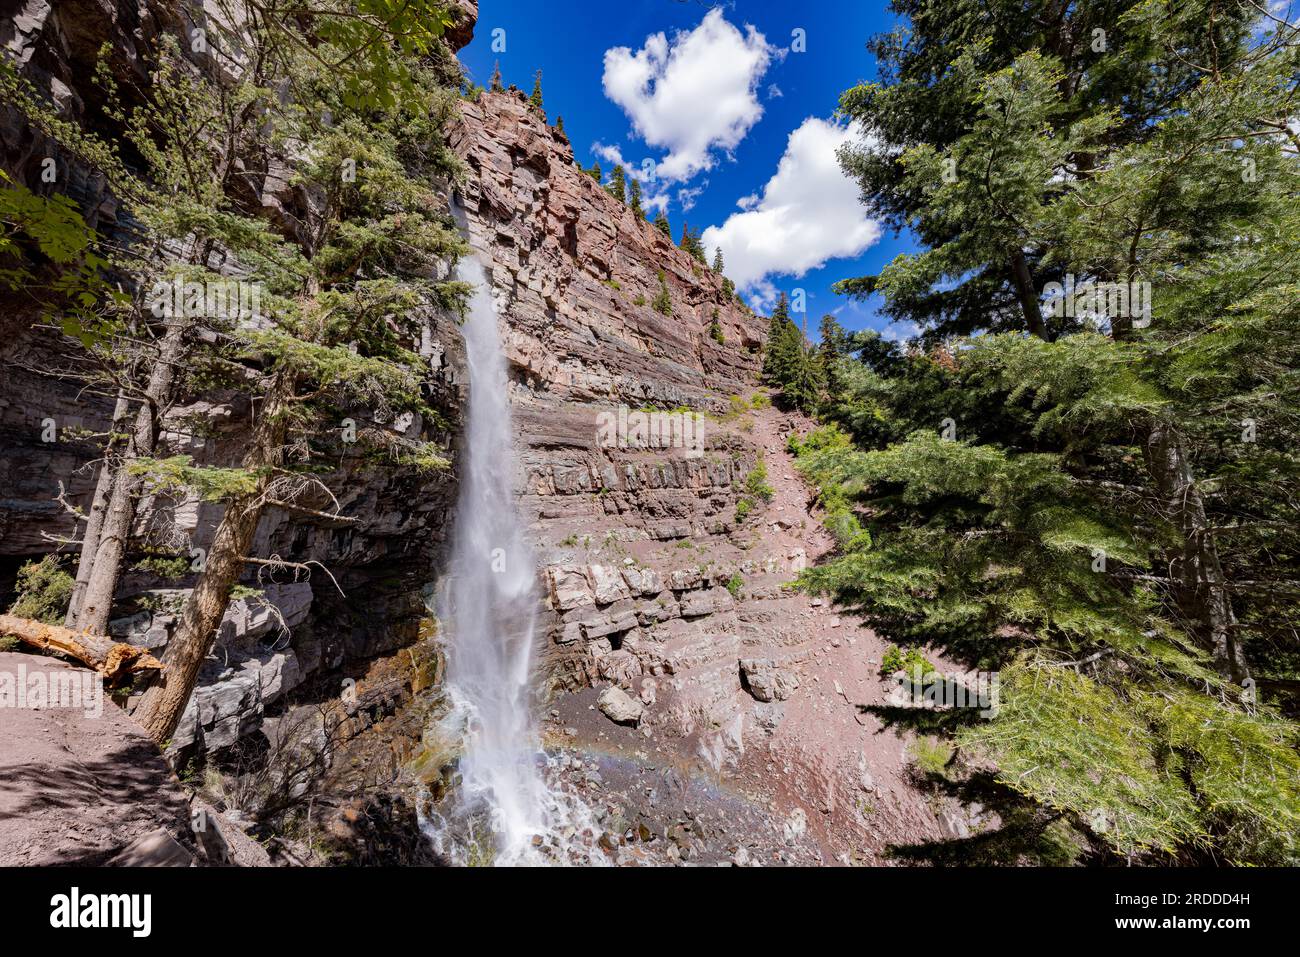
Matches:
[435,256,548,863]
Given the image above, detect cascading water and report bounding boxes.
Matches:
[424,255,601,866]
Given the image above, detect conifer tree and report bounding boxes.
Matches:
[529,69,544,112]
[606,164,627,204]
[800,0,1300,865]
[817,314,849,397]
[629,178,643,217]
[490,60,503,92]
[712,247,724,274]
[708,307,724,344]
[652,209,671,237]
[677,222,706,264]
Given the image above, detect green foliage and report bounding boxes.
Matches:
[725,573,744,598]
[292,0,458,109]
[529,69,544,112]
[129,456,260,502]
[806,1,1300,863]
[744,459,773,502]
[880,644,937,678]
[133,554,192,580]
[8,556,73,624]
[652,210,671,237]
[908,736,954,777]
[708,307,724,344]
[606,165,627,204]
[651,271,672,317]
[0,168,123,339]
[761,293,824,412]
[0,170,96,268]
[678,223,706,263]
[734,497,754,523]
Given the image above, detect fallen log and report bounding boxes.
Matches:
[0,613,164,681]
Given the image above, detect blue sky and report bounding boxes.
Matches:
[458,0,919,336]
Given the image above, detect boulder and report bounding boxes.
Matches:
[548,565,594,610]
[589,563,631,605]
[739,658,798,703]
[621,565,662,596]
[680,587,735,618]
[598,686,644,725]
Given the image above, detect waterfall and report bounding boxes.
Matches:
[435,255,547,864]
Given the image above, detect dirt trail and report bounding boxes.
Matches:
[549,396,950,864]
[724,399,947,862]
[0,652,196,865]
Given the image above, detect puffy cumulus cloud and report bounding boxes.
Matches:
[676,183,708,212]
[601,9,775,183]
[701,117,882,290]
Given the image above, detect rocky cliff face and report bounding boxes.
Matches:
[450,90,766,682]
[450,92,951,864]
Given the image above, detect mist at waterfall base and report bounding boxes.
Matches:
[422,257,601,866]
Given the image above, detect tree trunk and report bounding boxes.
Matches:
[0,613,164,679]
[1143,418,1250,683]
[65,392,130,626]
[131,373,293,746]
[75,318,188,635]
[1010,249,1050,340]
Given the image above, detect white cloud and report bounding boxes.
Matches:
[701,117,882,291]
[745,280,779,312]
[677,183,708,212]
[601,9,774,183]
[881,320,921,343]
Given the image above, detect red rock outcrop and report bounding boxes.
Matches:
[451,92,951,863]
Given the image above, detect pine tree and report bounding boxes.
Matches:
[802,0,1300,865]
[652,209,671,237]
[712,247,724,274]
[554,115,565,136]
[761,292,798,384]
[817,314,848,397]
[606,164,627,204]
[629,178,643,217]
[678,223,706,264]
[585,161,602,182]
[708,307,724,344]
[529,69,544,112]
[490,60,503,92]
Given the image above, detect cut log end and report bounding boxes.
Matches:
[0,613,164,681]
